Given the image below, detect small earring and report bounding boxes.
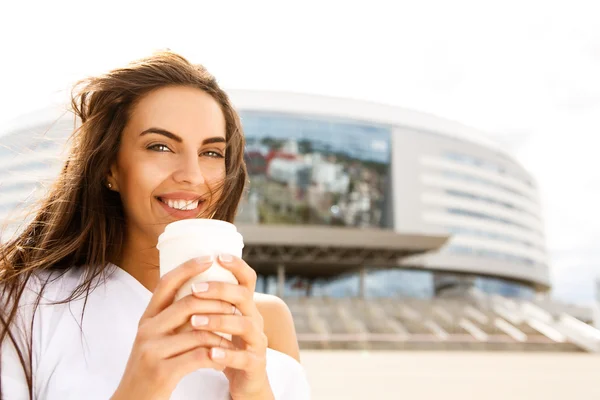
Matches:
[107,183,113,189]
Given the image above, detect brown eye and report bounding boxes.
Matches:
[147,144,172,153]
[201,150,224,158]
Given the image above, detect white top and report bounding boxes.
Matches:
[1,266,311,399]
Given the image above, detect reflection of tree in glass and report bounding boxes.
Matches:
[331,192,342,205]
[297,139,313,154]
[347,179,354,194]
[260,137,283,150]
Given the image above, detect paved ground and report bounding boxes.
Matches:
[300,350,600,400]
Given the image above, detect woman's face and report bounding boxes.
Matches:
[109,85,227,244]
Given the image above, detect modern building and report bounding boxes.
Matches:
[0,90,549,300]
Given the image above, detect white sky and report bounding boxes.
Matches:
[1,0,599,304]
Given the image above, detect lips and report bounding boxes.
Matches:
[155,196,207,220]
[154,190,211,219]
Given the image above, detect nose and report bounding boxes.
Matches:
[172,152,206,186]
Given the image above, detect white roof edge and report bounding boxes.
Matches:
[226,89,509,156]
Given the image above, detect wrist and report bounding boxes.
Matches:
[111,383,170,400]
[236,389,275,400]
[250,387,275,400]
[232,377,275,400]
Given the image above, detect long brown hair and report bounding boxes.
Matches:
[0,51,248,399]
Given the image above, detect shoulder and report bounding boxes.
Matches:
[253,293,301,362]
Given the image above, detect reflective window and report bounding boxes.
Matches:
[0,146,17,159]
[446,207,541,235]
[444,189,540,221]
[259,269,535,299]
[237,111,391,228]
[446,244,540,267]
[0,181,41,196]
[441,171,531,200]
[443,152,533,187]
[268,269,434,298]
[475,276,535,299]
[4,161,52,174]
[0,201,21,212]
[446,225,542,250]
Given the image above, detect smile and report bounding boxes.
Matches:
[156,197,204,211]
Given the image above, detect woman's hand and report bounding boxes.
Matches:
[190,254,274,400]
[111,256,238,400]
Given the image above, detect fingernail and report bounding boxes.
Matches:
[194,255,213,264]
[211,347,225,359]
[219,254,233,263]
[192,282,209,293]
[191,315,209,327]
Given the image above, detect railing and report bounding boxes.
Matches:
[521,301,566,342]
[494,318,527,342]
[287,296,595,352]
[295,332,551,344]
[557,313,600,353]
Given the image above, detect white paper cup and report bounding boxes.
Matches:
[157,219,244,339]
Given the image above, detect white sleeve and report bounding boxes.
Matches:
[1,333,31,400]
[276,359,311,400]
[266,349,311,400]
[1,276,44,400]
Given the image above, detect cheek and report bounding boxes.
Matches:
[204,163,227,184]
[119,158,170,203]
[203,165,227,200]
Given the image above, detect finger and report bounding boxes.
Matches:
[192,281,258,318]
[147,296,236,335]
[155,330,235,359]
[209,347,266,372]
[141,256,213,320]
[217,254,257,291]
[164,347,224,377]
[190,314,267,349]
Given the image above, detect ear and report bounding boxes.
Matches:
[106,162,121,192]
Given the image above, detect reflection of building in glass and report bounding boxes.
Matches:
[239,112,390,229]
[1,91,549,300]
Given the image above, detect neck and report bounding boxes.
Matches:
[116,228,161,293]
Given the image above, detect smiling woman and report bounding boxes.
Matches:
[108,86,232,279]
[0,51,309,400]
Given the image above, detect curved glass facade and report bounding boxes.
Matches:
[235,112,544,299]
[236,111,392,228]
[258,269,536,299]
[474,276,535,299]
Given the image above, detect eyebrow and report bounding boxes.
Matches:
[140,127,226,145]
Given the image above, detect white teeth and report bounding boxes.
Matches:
[185,201,198,210]
[163,199,199,211]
